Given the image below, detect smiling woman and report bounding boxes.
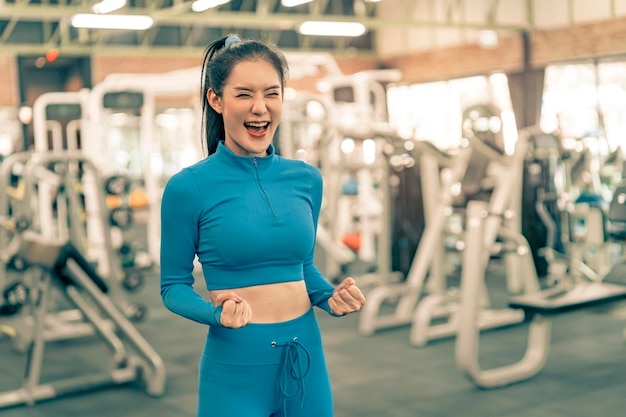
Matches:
[207,59,283,157]
[159,34,366,417]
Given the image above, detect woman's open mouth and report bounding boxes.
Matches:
[245,121,270,136]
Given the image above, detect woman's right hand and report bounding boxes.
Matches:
[214,291,253,328]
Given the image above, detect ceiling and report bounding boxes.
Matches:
[0,0,530,58]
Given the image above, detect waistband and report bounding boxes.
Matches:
[203,307,322,365]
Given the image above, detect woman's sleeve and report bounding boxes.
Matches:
[302,164,339,316]
[159,169,223,326]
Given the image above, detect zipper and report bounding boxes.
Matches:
[254,157,277,220]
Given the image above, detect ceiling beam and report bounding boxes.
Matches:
[0,39,380,58]
[0,4,529,32]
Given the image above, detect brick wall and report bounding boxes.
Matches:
[532,16,626,65]
[0,53,19,107]
[92,54,201,85]
[92,54,203,111]
[383,16,626,83]
[383,35,523,84]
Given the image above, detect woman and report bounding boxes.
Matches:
[160,34,366,417]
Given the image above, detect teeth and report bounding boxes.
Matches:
[246,122,269,127]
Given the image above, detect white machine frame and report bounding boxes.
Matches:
[0,231,166,408]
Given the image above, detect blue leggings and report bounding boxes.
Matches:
[197,308,334,417]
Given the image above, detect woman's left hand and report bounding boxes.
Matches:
[328,277,366,316]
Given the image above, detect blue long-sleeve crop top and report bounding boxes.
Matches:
[160,141,336,326]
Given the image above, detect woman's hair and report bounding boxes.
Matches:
[200,34,289,155]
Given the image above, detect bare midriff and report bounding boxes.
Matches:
[208,280,312,323]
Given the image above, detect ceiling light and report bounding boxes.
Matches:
[71,14,154,30]
[299,21,367,37]
[191,0,230,12]
[92,0,127,14]
[281,0,313,6]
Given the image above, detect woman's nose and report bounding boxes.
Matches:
[251,96,267,114]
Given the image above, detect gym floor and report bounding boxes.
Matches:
[1,261,625,417]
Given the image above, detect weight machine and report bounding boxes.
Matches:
[280,69,405,287]
[408,123,533,346]
[84,68,202,268]
[359,107,530,342]
[0,231,166,409]
[358,139,472,335]
[0,151,146,351]
[455,131,626,389]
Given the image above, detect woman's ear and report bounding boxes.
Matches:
[207,89,222,114]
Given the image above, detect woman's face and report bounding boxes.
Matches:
[208,59,283,157]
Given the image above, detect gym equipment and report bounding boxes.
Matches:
[521,132,565,277]
[608,185,626,230]
[320,70,401,282]
[109,206,134,229]
[0,152,130,303]
[0,151,148,353]
[323,132,393,273]
[0,282,29,316]
[86,70,202,268]
[30,91,116,272]
[359,110,531,343]
[103,170,151,257]
[528,134,617,282]
[601,145,626,186]
[31,74,203,272]
[0,231,166,408]
[32,90,88,153]
[106,188,150,211]
[118,242,151,293]
[454,155,626,389]
[358,139,473,336]
[104,174,149,231]
[104,174,132,196]
[280,70,405,288]
[408,126,532,346]
[103,175,154,286]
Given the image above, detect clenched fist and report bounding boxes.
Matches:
[215,291,253,328]
[328,277,366,316]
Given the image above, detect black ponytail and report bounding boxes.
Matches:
[200,35,228,156]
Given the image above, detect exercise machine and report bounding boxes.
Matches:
[454,138,626,389]
[281,70,405,288]
[359,106,529,341]
[358,138,473,336]
[0,231,166,408]
[0,151,146,351]
[408,124,531,346]
[84,69,202,268]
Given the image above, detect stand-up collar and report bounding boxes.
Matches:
[214,141,277,171]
